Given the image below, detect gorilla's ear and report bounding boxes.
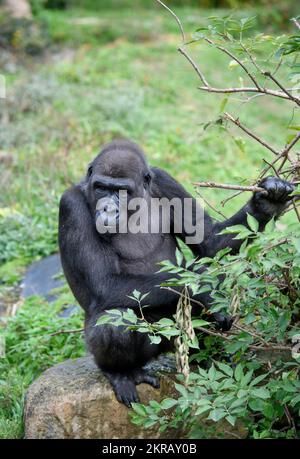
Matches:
[87,163,93,178]
[143,171,152,188]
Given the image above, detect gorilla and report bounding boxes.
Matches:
[59,139,294,406]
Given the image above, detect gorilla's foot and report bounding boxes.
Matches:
[103,371,139,407]
[103,368,160,407]
[132,368,160,389]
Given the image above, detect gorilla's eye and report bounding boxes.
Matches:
[144,173,151,186]
[94,184,107,194]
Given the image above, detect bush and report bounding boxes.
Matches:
[0,292,84,438]
[125,221,300,438]
[98,220,300,438]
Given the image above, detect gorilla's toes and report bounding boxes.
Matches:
[132,369,160,389]
[115,380,140,407]
[104,371,140,407]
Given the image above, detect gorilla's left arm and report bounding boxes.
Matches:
[152,168,294,258]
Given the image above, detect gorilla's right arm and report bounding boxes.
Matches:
[59,187,187,314]
[151,167,294,258]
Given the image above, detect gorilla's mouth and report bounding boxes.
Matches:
[95,210,119,231]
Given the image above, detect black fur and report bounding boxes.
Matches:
[59,140,294,406]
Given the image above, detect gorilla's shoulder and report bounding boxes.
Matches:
[151,166,181,198]
[59,184,87,213]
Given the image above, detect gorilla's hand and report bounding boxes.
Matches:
[253,177,294,218]
[213,312,233,332]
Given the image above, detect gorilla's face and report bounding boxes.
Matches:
[86,142,152,233]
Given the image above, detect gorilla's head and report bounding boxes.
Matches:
[85,140,152,233]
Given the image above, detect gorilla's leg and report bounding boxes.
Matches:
[85,311,161,406]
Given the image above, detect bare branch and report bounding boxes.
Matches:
[282,132,300,156]
[193,180,265,193]
[155,0,185,43]
[264,71,300,107]
[224,112,279,156]
[204,36,261,90]
[239,41,264,75]
[178,46,209,87]
[194,187,226,220]
[49,328,84,337]
[194,324,291,351]
[199,85,293,101]
[221,190,244,207]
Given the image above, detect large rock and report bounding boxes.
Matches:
[24,356,248,439]
[24,355,180,439]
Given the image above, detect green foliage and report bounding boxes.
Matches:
[0,293,84,438]
[0,204,58,266]
[0,15,49,54]
[130,222,300,438]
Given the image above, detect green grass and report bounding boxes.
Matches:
[0,3,299,438]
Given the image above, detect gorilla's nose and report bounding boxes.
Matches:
[103,203,119,216]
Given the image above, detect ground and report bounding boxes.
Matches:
[0,2,298,438]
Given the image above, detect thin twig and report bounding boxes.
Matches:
[221,190,244,207]
[155,0,185,43]
[292,200,300,222]
[193,180,265,193]
[49,328,84,337]
[264,71,300,107]
[194,188,226,220]
[204,36,261,90]
[195,325,291,351]
[282,132,300,156]
[198,85,294,101]
[233,323,269,346]
[262,159,280,177]
[224,112,279,156]
[178,46,209,87]
[284,404,297,433]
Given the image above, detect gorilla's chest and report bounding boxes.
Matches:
[112,233,177,275]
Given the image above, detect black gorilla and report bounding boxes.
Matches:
[59,140,294,406]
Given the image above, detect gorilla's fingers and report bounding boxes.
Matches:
[258,177,295,203]
[213,312,233,332]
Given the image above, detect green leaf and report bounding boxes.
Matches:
[175,248,183,266]
[208,364,216,381]
[208,409,226,422]
[216,361,233,377]
[131,403,147,417]
[149,335,161,345]
[195,405,211,416]
[226,415,236,426]
[247,213,259,233]
[250,373,268,387]
[252,388,270,399]
[249,398,265,412]
[160,398,177,410]
[96,314,112,325]
[240,370,253,387]
[192,319,210,327]
[132,289,141,300]
[157,318,174,326]
[220,97,228,112]
[234,363,244,382]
